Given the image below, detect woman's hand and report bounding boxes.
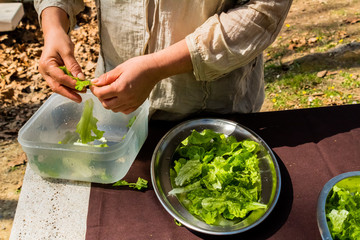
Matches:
[90,39,193,114]
[90,54,160,114]
[38,7,85,103]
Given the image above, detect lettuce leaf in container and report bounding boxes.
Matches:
[169,129,266,225]
[76,98,105,144]
[58,98,108,147]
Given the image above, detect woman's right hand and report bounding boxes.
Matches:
[38,7,85,103]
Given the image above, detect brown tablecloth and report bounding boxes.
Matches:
[86,104,360,240]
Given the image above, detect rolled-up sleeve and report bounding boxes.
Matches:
[34,0,85,31]
[186,0,292,81]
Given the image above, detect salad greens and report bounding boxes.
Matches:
[35,89,142,181]
[59,66,91,91]
[113,177,148,190]
[174,219,182,226]
[58,98,108,147]
[127,116,137,128]
[326,178,360,240]
[169,129,266,225]
[76,98,105,144]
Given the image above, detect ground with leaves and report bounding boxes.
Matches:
[261,0,360,111]
[0,0,359,239]
[0,2,99,239]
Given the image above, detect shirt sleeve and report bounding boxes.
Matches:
[185,0,292,81]
[34,0,85,31]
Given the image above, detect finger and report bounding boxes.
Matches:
[50,64,86,93]
[39,58,78,89]
[91,68,121,87]
[60,86,83,103]
[90,84,119,100]
[45,75,82,103]
[50,65,78,88]
[61,52,84,80]
[101,96,126,110]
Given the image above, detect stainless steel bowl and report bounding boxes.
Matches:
[317,171,360,240]
[151,118,281,235]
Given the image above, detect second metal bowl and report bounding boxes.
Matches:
[317,171,360,240]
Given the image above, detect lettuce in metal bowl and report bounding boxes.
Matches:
[151,118,281,235]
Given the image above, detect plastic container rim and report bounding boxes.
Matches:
[18,93,150,155]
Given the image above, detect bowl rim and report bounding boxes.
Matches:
[150,118,281,235]
[317,171,360,240]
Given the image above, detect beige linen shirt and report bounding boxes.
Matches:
[35,0,292,120]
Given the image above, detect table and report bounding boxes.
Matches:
[11,104,360,240]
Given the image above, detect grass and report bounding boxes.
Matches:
[340,72,360,88]
[262,2,360,112]
[264,61,360,111]
[248,0,360,111]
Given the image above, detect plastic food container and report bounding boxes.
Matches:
[18,92,149,183]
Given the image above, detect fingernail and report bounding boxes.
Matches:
[91,78,99,84]
[77,73,85,80]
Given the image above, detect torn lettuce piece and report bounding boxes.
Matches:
[75,80,91,91]
[121,116,138,140]
[327,209,349,234]
[76,98,105,144]
[326,182,360,240]
[174,159,202,187]
[169,181,202,196]
[127,116,137,128]
[59,66,91,91]
[170,129,264,225]
[58,98,108,147]
[113,177,148,190]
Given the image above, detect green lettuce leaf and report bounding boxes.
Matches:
[327,209,349,234]
[113,177,148,190]
[76,98,105,144]
[59,66,91,91]
[175,159,202,186]
[58,98,108,147]
[326,180,360,240]
[169,129,265,225]
[168,180,202,195]
[127,116,137,128]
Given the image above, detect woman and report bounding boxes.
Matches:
[34,0,292,120]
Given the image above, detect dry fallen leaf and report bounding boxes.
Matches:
[327,71,338,76]
[337,31,349,39]
[0,1,99,141]
[317,70,328,78]
[308,37,318,44]
[8,152,27,168]
[344,17,360,25]
[288,37,307,50]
